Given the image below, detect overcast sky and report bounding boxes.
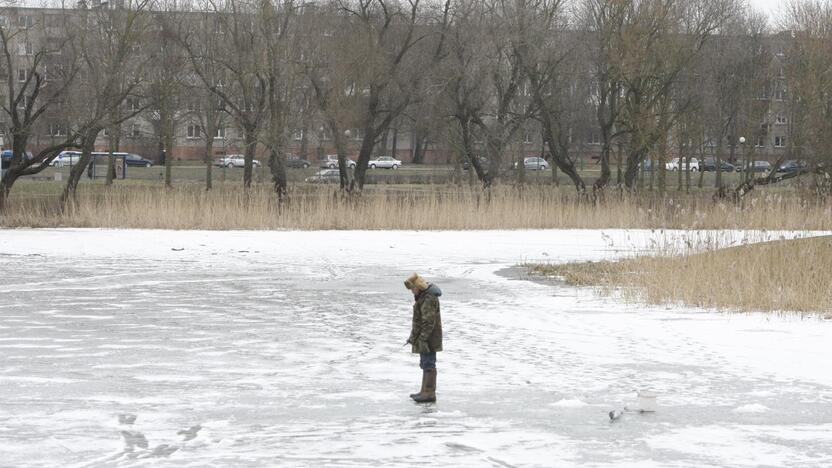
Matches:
[749,0,785,25]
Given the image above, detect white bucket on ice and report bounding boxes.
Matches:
[637,391,658,412]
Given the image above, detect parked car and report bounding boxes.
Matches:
[736,160,772,173]
[51,151,82,167]
[640,159,657,171]
[777,160,806,173]
[286,155,311,169]
[462,156,489,171]
[1,149,34,161]
[305,169,341,183]
[368,155,402,169]
[666,157,700,172]
[124,153,154,167]
[319,154,356,169]
[701,158,735,172]
[215,154,261,168]
[516,157,549,171]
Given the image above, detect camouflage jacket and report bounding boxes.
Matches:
[408,285,443,354]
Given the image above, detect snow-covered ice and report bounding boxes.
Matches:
[0,228,830,467]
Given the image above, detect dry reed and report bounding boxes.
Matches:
[528,236,832,315]
[0,183,831,231]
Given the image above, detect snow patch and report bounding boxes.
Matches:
[733,404,770,414]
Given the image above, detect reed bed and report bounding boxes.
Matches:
[527,236,832,315]
[1,183,831,231]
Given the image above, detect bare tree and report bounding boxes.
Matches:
[339,0,449,192]
[593,0,733,189]
[516,0,587,192]
[0,8,81,211]
[181,0,268,190]
[60,1,152,206]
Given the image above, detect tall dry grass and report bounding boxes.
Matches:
[1,183,831,231]
[528,236,832,315]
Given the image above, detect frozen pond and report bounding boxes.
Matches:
[0,229,831,467]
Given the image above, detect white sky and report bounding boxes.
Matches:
[749,0,785,26]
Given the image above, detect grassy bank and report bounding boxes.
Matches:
[1,183,831,230]
[527,236,832,315]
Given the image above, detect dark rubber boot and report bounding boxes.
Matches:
[412,369,437,403]
[410,371,427,399]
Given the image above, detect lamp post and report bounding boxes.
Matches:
[738,136,746,179]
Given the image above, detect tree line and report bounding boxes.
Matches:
[1,0,831,212]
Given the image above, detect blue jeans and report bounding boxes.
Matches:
[419,352,436,370]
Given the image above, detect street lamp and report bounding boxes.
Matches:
[738,136,746,176]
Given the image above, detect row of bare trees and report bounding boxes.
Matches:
[1,0,832,212]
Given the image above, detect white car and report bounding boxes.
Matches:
[368,155,402,169]
[320,154,356,169]
[666,157,699,172]
[215,154,261,168]
[51,151,82,167]
[521,157,548,171]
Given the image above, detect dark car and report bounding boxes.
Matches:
[701,158,735,172]
[124,153,153,167]
[462,156,489,171]
[305,169,340,184]
[777,160,805,173]
[286,155,311,169]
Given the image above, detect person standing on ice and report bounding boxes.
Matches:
[404,273,443,403]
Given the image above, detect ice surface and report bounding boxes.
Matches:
[0,229,830,467]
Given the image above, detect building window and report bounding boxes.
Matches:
[17,96,27,110]
[350,128,362,140]
[523,129,534,144]
[127,97,139,112]
[215,127,225,139]
[17,69,27,83]
[0,16,7,27]
[17,15,33,29]
[187,124,200,139]
[774,136,786,148]
[130,123,141,138]
[755,136,766,148]
[102,127,110,137]
[18,41,33,56]
[49,123,66,136]
[292,129,303,141]
[757,86,769,100]
[775,114,788,125]
[775,87,787,101]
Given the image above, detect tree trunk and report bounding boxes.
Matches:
[658,139,667,195]
[163,112,174,189]
[390,125,399,160]
[459,118,490,188]
[538,117,584,192]
[268,147,287,201]
[61,130,99,208]
[242,123,258,189]
[0,168,20,212]
[105,126,119,186]
[205,136,214,191]
[624,138,647,190]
